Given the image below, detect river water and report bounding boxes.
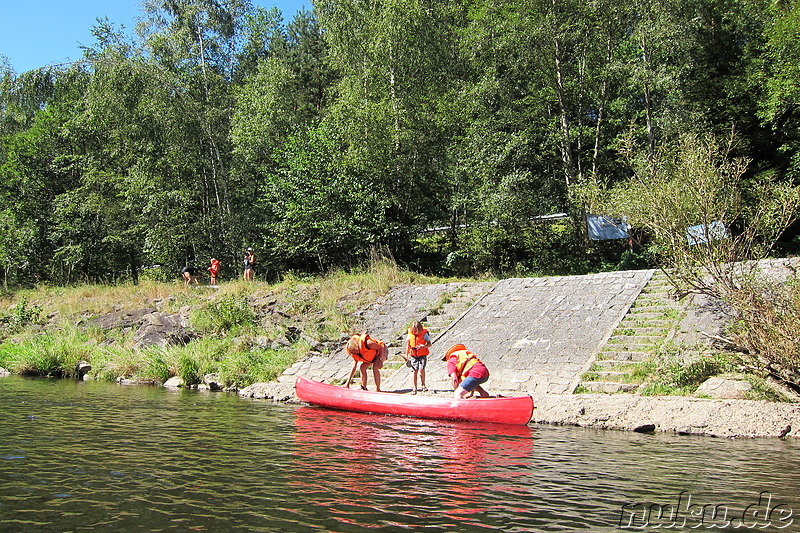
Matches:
[1,376,799,532]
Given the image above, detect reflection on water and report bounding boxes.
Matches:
[291,407,537,531]
[1,376,800,532]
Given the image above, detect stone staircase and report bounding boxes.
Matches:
[576,270,684,394]
[380,282,495,382]
[424,282,496,341]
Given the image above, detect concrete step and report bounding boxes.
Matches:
[592,370,631,379]
[639,286,673,294]
[593,359,643,369]
[629,303,674,312]
[597,351,651,362]
[612,327,670,336]
[642,287,672,294]
[579,381,639,393]
[603,341,658,352]
[634,299,674,308]
[618,318,674,329]
[622,312,672,321]
[607,334,664,345]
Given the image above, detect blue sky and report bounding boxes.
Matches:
[0,0,309,73]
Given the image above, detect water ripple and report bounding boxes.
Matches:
[2,377,800,531]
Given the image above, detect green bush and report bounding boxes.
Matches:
[726,277,800,387]
[217,348,298,390]
[177,353,200,385]
[140,350,171,383]
[0,297,43,334]
[190,294,256,335]
[89,346,145,381]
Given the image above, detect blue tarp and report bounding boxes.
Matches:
[686,221,728,245]
[587,215,629,241]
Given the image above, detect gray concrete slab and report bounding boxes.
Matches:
[382,270,653,395]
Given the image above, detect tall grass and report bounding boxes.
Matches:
[190,293,256,335]
[0,327,99,377]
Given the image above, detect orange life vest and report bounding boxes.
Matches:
[450,348,480,379]
[407,327,430,357]
[351,334,384,363]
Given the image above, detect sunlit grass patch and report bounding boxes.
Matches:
[0,327,100,377]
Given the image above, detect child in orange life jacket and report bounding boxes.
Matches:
[442,343,491,399]
[208,258,220,285]
[403,321,431,394]
[345,334,388,392]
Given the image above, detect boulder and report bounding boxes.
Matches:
[87,308,156,330]
[239,381,295,401]
[163,376,184,389]
[695,377,752,399]
[253,336,272,349]
[76,361,92,379]
[203,373,223,391]
[133,312,195,349]
[271,336,292,349]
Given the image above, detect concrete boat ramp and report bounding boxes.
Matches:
[240,262,800,438]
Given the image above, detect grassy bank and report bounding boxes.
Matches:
[0,259,452,389]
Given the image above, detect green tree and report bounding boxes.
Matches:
[259,125,387,272]
[317,0,459,243]
[760,0,800,179]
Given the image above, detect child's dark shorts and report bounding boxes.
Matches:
[409,355,427,370]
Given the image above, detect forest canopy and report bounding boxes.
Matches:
[1,0,799,286]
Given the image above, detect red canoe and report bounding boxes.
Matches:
[294,376,534,425]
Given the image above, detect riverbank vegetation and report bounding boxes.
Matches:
[579,134,800,394]
[0,258,445,387]
[2,1,800,391]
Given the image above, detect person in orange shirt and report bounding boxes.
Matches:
[403,321,431,394]
[345,334,388,392]
[208,258,220,285]
[442,343,491,399]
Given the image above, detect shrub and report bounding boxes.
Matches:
[726,277,800,387]
[90,346,145,381]
[0,297,43,334]
[190,294,256,335]
[576,132,800,389]
[217,348,299,389]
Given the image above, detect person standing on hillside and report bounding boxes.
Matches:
[243,248,255,282]
[208,258,220,285]
[344,333,388,392]
[403,321,431,394]
[442,343,491,399]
